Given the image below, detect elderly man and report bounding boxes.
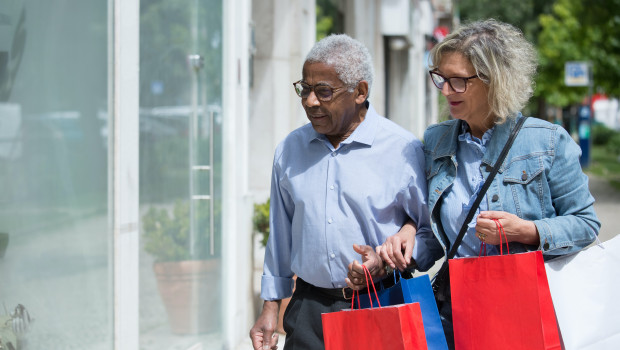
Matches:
[249,34,431,350]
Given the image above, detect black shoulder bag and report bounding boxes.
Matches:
[432,116,527,304]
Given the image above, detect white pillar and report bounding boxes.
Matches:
[111,0,139,348]
[222,0,254,348]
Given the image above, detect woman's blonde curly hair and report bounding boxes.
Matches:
[429,19,537,123]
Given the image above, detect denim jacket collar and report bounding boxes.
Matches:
[429,113,522,170]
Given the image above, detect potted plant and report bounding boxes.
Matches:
[142,199,220,335]
[252,198,295,335]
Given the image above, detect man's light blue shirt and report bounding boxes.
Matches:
[261,103,431,300]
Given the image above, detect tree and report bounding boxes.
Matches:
[537,0,620,107]
[458,0,553,44]
[316,0,343,40]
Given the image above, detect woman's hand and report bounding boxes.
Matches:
[346,244,386,290]
[476,211,539,245]
[376,221,416,271]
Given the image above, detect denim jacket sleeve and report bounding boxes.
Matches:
[530,125,600,256]
[493,119,600,257]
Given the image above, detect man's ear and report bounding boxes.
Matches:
[354,81,369,104]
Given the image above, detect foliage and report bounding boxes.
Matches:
[458,0,553,44]
[252,199,270,247]
[537,0,620,107]
[587,123,620,190]
[591,123,616,146]
[608,133,620,155]
[143,199,220,262]
[316,0,343,40]
[588,144,620,191]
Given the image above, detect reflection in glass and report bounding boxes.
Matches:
[0,1,111,348]
[139,0,223,347]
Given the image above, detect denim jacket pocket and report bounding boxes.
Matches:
[502,155,544,185]
[499,155,546,216]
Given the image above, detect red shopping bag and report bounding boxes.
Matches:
[449,221,561,350]
[321,266,428,350]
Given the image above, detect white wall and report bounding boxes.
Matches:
[222,0,254,348]
[249,0,316,201]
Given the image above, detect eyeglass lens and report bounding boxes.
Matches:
[294,82,334,101]
[430,72,468,93]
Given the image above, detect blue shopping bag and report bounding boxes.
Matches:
[358,273,448,350]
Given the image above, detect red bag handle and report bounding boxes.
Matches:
[351,265,382,309]
[478,219,510,256]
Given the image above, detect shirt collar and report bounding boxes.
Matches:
[458,121,494,147]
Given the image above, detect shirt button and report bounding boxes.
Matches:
[492,194,499,202]
[330,253,336,259]
[330,185,335,190]
[521,172,528,181]
[331,152,336,157]
[328,218,333,224]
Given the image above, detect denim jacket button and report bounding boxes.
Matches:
[491,194,499,202]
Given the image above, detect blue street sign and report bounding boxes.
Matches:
[565,62,590,87]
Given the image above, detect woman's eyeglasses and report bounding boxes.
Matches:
[429,71,479,93]
[292,80,345,102]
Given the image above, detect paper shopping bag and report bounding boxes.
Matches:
[322,302,427,350]
[545,235,620,350]
[358,273,449,350]
[322,266,428,350]
[450,250,561,350]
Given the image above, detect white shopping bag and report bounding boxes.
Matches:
[545,235,620,350]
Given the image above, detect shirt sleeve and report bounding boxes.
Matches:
[260,154,296,301]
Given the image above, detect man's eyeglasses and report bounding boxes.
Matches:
[293,80,345,102]
[429,71,479,93]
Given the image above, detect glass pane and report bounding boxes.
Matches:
[139,0,223,347]
[0,1,111,349]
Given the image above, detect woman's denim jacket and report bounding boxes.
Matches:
[411,114,601,271]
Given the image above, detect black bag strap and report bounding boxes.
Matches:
[433,117,527,292]
[434,116,527,279]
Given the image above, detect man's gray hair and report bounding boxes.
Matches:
[429,19,537,123]
[305,34,374,93]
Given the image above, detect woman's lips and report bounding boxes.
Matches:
[449,101,462,106]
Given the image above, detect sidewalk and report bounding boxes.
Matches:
[239,174,619,350]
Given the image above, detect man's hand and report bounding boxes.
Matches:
[249,300,281,350]
[346,244,386,290]
[377,221,416,271]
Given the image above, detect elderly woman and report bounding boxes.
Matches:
[350,19,601,348]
